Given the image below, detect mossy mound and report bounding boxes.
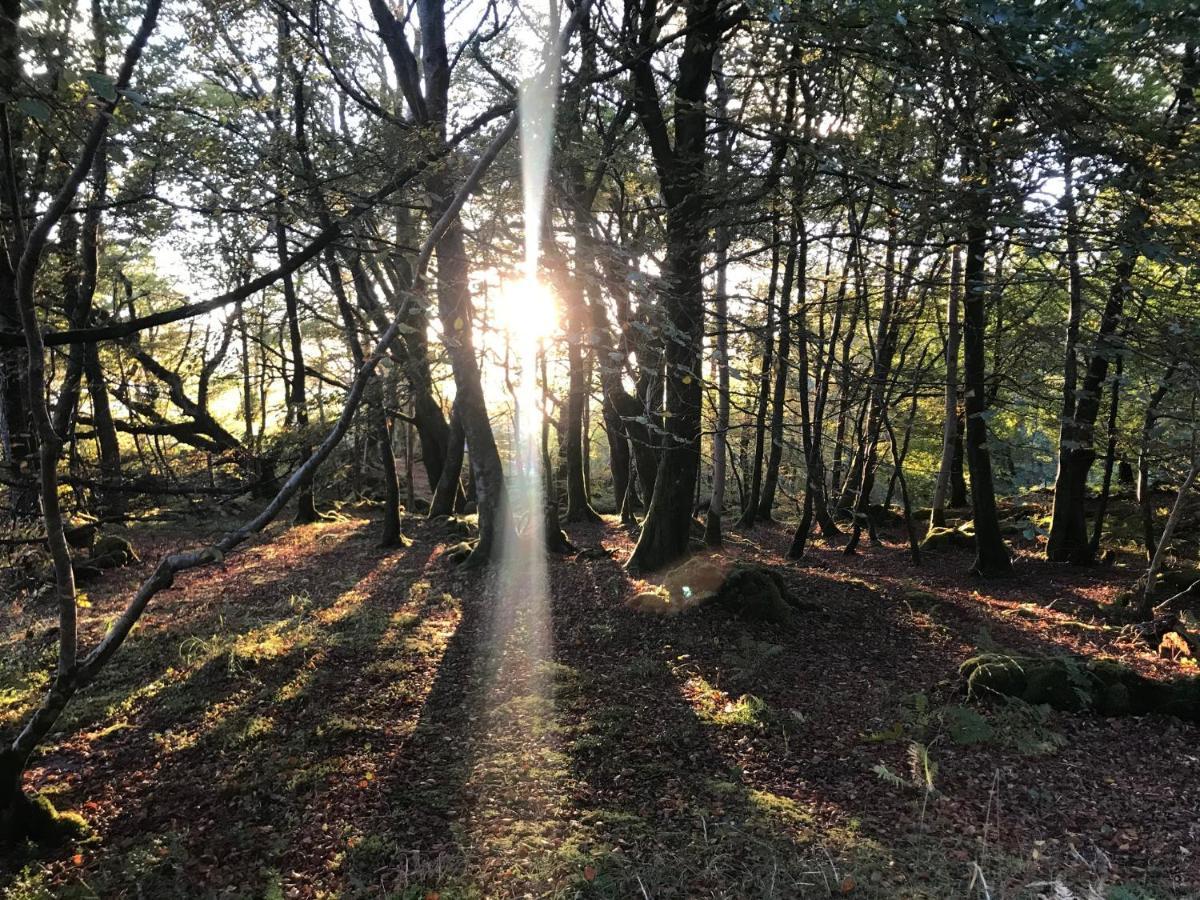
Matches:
[896,587,940,610]
[91,534,138,567]
[961,652,1200,721]
[1160,567,1200,592]
[921,524,975,551]
[867,503,904,525]
[430,515,478,540]
[714,565,796,625]
[1,791,90,847]
[443,541,476,565]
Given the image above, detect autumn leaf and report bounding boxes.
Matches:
[583,864,597,882]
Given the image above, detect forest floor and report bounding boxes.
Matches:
[2,505,1198,899]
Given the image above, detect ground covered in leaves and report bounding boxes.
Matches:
[2,507,1198,899]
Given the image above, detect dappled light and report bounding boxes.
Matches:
[3,0,1200,896]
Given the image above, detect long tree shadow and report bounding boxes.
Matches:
[5,517,446,897]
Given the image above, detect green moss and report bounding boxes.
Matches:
[714,566,794,624]
[2,791,91,847]
[961,651,1200,721]
[921,526,975,551]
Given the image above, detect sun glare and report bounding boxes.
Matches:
[493,276,559,349]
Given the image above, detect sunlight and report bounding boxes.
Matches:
[492,274,560,357]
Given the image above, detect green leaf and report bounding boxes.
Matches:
[16,97,51,122]
[85,72,118,102]
[942,705,993,745]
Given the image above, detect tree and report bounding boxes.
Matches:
[625,0,726,572]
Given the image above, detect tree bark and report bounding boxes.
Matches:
[930,245,962,531]
[1089,353,1122,558]
[626,0,722,572]
[757,231,797,521]
[962,191,1011,577]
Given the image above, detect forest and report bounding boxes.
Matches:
[1,0,1199,896]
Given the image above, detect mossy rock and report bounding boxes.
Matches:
[1159,568,1200,592]
[1,791,89,847]
[921,526,975,551]
[431,515,478,539]
[64,523,99,551]
[896,587,940,610]
[961,652,1200,721]
[91,534,138,567]
[443,541,476,565]
[714,565,794,625]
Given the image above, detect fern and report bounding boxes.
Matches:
[908,741,938,795]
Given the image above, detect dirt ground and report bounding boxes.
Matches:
[2,509,1197,899]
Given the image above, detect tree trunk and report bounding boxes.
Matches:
[1139,460,1200,619]
[430,401,466,517]
[758,230,797,521]
[962,205,1011,577]
[626,0,721,572]
[738,220,779,527]
[1047,51,1196,563]
[563,222,601,523]
[1089,353,1122,557]
[1138,362,1176,561]
[704,60,732,546]
[929,245,962,531]
[845,215,899,553]
[1046,157,1093,564]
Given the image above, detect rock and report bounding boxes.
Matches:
[714,565,795,625]
[961,651,1200,721]
[91,535,138,566]
[443,541,475,565]
[920,525,975,551]
[64,523,99,551]
[431,515,478,539]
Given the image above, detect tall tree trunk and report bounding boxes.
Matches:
[961,189,1011,577]
[1046,157,1091,563]
[757,229,797,521]
[626,0,721,572]
[560,230,600,522]
[704,58,732,546]
[1138,362,1176,561]
[430,401,466,517]
[1089,353,1122,557]
[738,223,779,527]
[929,245,962,531]
[1047,49,1196,564]
[950,412,969,507]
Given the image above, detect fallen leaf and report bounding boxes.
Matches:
[840,875,856,894]
[583,864,597,882]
